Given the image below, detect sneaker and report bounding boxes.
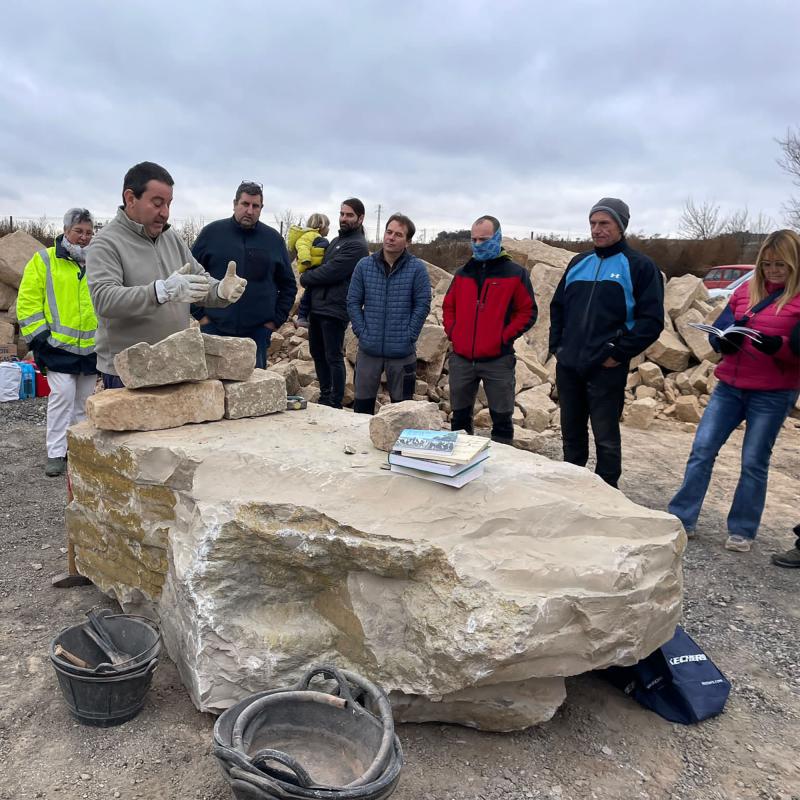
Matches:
[45,456,67,477]
[771,547,800,568]
[725,535,752,552]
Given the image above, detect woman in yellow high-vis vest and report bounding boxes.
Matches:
[17,209,98,476]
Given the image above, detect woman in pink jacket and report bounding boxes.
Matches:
[669,229,800,552]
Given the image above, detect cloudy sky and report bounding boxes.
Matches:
[1,0,799,241]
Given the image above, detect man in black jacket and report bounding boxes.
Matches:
[549,198,664,487]
[192,181,297,368]
[300,198,369,408]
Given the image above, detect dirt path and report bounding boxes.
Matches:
[1,401,798,800]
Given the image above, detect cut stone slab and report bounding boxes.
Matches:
[66,405,683,730]
[415,324,449,365]
[269,361,300,396]
[645,329,691,372]
[516,388,557,433]
[85,380,224,431]
[369,399,444,451]
[674,395,703,423]
[115,327,208,389]
[0,230,43,288]
[625,397,658,430]
[675,309,719,364]
[638,361,664,390]
[664,274,708,320]
[223,369,287,419]
[202,333,256,381]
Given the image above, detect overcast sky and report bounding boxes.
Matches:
[1,0,799,241]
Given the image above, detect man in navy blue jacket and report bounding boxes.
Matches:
[549,198,664,487]
[192,181,297,368]
[347,213,432,414]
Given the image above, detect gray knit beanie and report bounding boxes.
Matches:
[589,198,630,232]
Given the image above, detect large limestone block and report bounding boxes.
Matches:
[269,361,300,396]
[0,283,16,312]
[115,328,208,389]
[0,230,43,288]
[85,380,224,431]
[515,359,540,392]
[502,238,573,270]
[675,309,719,364]
[664,274,708,320]
[625,397,658,430]
[65,405,683,730]
[525,262,566,363]
[645,329,691,372]
[416,324,449,364]
[202,333,256,381]
[0,320,14,344]
[292,359,318,387]
[369,400,444,451]
[344,326,358,365]
[223,369,287,419]
[420,259,452,292]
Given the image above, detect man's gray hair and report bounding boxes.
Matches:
[63,208,94,230]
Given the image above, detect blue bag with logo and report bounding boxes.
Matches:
[600,625,731,724]
[18,361,36,400]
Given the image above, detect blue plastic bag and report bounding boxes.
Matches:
[600,625,731,724]
[18,361,36,400]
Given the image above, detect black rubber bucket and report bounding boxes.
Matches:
[50,612,161,676]
[52,657,158,727]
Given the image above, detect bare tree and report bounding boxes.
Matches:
[678,197,724,239]
[721,208,774,235]
[274,209,304,239]
[177,217,205,248]
[777,127,800,228]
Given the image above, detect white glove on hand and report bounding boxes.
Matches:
[159,263,209,303]
[216,261,248,303]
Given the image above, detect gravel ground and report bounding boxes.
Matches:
[0,398,798,800]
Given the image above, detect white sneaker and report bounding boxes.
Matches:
[725,535,752,552]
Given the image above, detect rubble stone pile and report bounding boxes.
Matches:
[264,238,799,446]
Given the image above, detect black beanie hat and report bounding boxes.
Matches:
[590,197,630,232]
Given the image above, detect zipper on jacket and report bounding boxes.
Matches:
[470,264,487,360]
[578,256,604,363]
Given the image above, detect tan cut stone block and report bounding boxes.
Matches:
[369,400,444,451]
[269,361,300,396]
[0,320,14,344]
[115,327,208,389]
[416,324,449,364]
[645,329,691,372]
[223,369,287,419]
[665,274,708,320]
[86,380,225,431]
[675,308,718,364]
[638,361,664,389]
[625,397,658,430]
[674,395,702,423]
[203,333,256,381]
[0,230,43,288]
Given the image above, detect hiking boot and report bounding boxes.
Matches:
[771,547,800,568]
[725,535,752,553]
[45,456,67,477]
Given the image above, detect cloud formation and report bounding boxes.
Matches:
[1,0,798,239]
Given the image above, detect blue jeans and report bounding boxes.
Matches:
[668,381,798,539]
[200,321,271,369]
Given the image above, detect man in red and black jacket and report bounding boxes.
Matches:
[443,215,537,444]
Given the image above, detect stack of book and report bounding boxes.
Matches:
[388,429,490,487]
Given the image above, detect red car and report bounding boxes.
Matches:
[703,264,754,289]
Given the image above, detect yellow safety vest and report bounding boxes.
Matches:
[17,246,97,355]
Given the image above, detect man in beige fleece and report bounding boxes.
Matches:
[87,161,247,387]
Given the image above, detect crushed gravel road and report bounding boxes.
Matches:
[0,398,798,800]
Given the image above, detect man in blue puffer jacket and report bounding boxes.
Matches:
[347,213,432,414]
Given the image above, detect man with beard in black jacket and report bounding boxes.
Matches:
[300,198,369,408]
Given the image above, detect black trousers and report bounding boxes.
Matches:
[308,314,348,408]
[556,361,628,487]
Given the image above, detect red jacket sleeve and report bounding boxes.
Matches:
[502,270,537,343]
[442,276,457,339]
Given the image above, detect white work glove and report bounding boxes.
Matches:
[156,263,209,304]
[216,261,248,303]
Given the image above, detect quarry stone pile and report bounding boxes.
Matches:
[0,230,43,359]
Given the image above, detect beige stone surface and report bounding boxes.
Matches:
[202,333,256,381]
[223,369,286,419]
[115,328,208,389]
[515,359,540,391]
[502,238,574,270]
[524,262,565,363]
[292,358,318,387]
[664,274,708,320]
[0,230,43,288]
[635,385,657,400]
[369,399,444,451]
[416,324,449,364]
[675,308,718,364]
[0,320,14,344]
[85,380,224,431]
[516,388,557,432]
[674,395,702,423]
[66,404,683,729]
[625,397,658,430]
[269,361,300,395]
[637,361,665,390]
[645,329,692,372]
[0,282,16,312]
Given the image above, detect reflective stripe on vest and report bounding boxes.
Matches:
[40,249,97,344]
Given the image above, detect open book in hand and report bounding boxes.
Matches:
[688,322,763,342]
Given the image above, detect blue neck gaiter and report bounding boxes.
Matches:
[472,228,502,261]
